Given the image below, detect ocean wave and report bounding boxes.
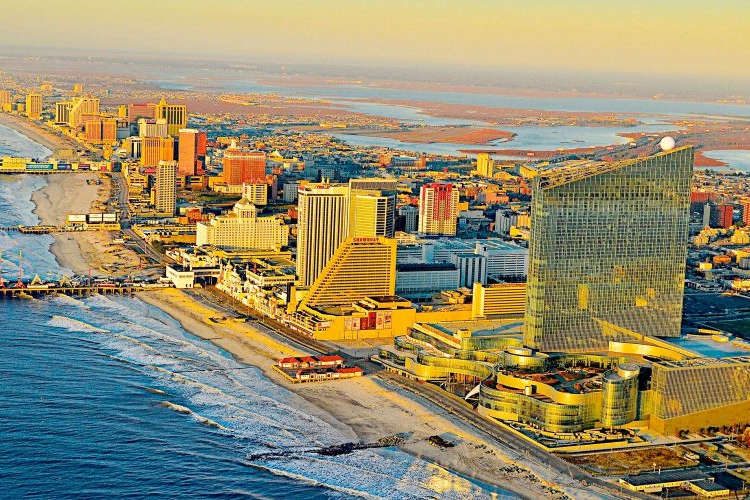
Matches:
[159,401,231,432]
[246,463,382,500]
[48,315,110,333]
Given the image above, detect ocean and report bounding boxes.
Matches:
[0,131,509,498]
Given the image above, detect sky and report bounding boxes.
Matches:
[4,0,750,81]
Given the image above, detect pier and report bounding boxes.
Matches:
[0,285,140,299]
[0,224,121,233]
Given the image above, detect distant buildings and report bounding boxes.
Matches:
[154,98,187,137]
[68,96,100,129]
[141,136,174,166]
[0,90,11,109]
[524,147,694,352]
[154,160,177,215]
[177,128,207,177]
[222,142,266,186]
[703,202,733,228]
[476,153,495,178]
[138,118,168,138]
[195,198,288,250]
[296,183,350,287]
[418,183,459,236]
[25,93,42,119]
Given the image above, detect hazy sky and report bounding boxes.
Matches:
[4,0,750,80]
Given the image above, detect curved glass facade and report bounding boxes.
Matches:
[525,147,694,352]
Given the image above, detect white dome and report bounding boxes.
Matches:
[659,136,676,151]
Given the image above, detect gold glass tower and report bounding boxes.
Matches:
[524,147,694,352]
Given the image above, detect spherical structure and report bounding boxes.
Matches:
[659,136,676,151]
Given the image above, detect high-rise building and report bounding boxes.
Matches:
[222,142,266,185]
[743,200,750,226]
[178,128,207,177]
[418,183,459,236]
[25,93,42,119]
[296,183,350,288]
[128,103,156,124]
[154,160,177,215]
[154,98,187,136]
[349,181,396,238]
[68,96,100,128]
[55,102,72,124]
[300,237,397,309]
[476,153,495,178]
[0,90,11,108]
[141,136,174,166]
[138,118,168,138]
[704,203,733,228]
[195,198,288,250]
[241,183,268,206]
[84,118,117,143]
[524,147,694,352]
[399,205,418,233]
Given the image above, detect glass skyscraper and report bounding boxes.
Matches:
[524,147,694,352]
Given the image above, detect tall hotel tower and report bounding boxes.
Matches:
[524,147,694,352]
[418,183,459,236]
[296,183,350,287]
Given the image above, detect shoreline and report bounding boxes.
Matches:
[6,118,571,498]
[26,174,562,498]
[0,112,78,158]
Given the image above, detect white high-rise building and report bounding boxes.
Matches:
[296,183,350,287]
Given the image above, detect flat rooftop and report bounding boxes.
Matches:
[429,319,523,337]
[621,469,708,487]
[655,355,750,369]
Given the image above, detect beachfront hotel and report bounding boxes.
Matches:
[295,183,350,288]
[195,198,289,250]
[525,147,694,352]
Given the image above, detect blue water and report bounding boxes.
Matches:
[0,137,508,498]
[701,150,750,172]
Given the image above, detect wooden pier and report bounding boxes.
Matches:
[0,285,139,299]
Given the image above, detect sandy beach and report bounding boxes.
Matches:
[32,173,141,276]
[0,112,79,156]
[7,116,575,498]
[139,288,577,499]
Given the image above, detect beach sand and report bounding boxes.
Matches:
[32,173,141,276]
[140,289,572,500]
[0,112,79,156]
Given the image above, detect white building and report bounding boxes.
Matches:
[296,183,349,287]
[195,198,288,250]
[451,253,487,287]
[395,263,460,298]
[396,238,528,278]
